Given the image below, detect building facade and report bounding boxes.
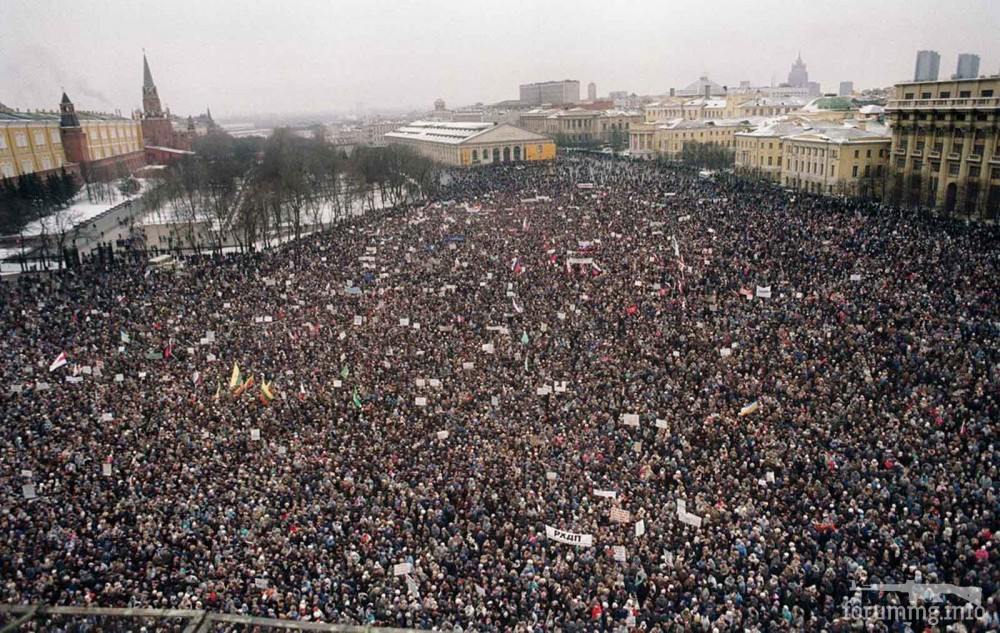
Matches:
[629,119,750,160]
[519,108,641,146]
[587,82,597,101]
[1,93,144,182]
[780,128,890,197]
[885,77,1000,218]
[519,81,580,106]
[643,93,804,123]
[0,115,67,180]
[839,81,855,96]
[953,54,980,80]
[734,120,812,181]
[914,50,941,82]
[385,121,555,167]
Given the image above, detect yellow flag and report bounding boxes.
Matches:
[229,362,241,390]
[260,380,274,401]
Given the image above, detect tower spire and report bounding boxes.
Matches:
[141,52,163,117]
[143,53,155,91]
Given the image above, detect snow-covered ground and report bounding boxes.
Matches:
[15,180,151,238]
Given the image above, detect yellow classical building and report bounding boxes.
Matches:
[1,96,144,181]
[518,108,641,146]
[629,119,751,160]
[735,120,812,181]
[643,94,806,124]
[885,77,1000,219]
[780,127,890,197]
[0,117,66,179]
[385,121,555,167]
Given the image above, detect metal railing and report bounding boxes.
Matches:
[886,97,1000,110]
[0,605,416,633]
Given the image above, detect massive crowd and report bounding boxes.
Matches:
[1,156,997,631]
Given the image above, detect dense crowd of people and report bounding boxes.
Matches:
[1,155,997,631]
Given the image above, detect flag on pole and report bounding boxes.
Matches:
[233,375,254,398]
[259,379,275,405]
[352,387,363,409]
[49,352,68,372]
[229,362,242,390]
[340,365,350,379]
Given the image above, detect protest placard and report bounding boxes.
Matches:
[415,397,427,407]
[613,546,627,562]
[610,507,632,523]
[755,286,772,299]
[393,562,412,576]
[436,430,449,440]
[250,429,261,441]
[635,519,646,537]
[545,525,593,547]
[622,413,639,427]
[594,489,617,499]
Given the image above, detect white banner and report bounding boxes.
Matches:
[755,286,772,299]
[545,525,593,547]
[393,562,412,576]
[622,413,639,427]
[594,489,617,499]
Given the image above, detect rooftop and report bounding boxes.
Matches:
[0,109,133,123]
[386,121,497,145]
[784,126,890,144]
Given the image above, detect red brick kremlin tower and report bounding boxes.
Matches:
[139,53,193,153]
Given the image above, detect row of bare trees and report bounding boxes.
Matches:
[147,129,440,255]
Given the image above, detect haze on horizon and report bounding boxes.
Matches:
[2,0,999,120]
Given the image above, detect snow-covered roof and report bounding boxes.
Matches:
[386,121,496,145]
[738,96,808,108]
[784,126,890,144]
[738,120,814,137]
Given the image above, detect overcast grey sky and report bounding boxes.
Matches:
[2,0,998,119]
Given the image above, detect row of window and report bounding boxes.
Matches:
[902,89,994,99]
[0,155,61,177]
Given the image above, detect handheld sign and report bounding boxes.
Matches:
[613,546,627,562]
[393,562,413,576]
[545,525,593,547]
[622,413,640,427]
